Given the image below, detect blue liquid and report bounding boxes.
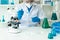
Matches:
[51,2,54,6]
[51,30,56,36]
[48,33,53,39]
[2,16,5,22]
[1,0,9,4]
[11,2,14,5]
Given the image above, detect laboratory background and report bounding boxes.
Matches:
[0,0,60,40]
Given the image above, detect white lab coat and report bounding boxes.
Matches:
[14,2,45,27]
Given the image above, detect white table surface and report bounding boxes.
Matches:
[0,14,60,40]
[0,25,60,40]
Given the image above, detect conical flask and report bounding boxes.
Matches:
[51,12,57,20]
[42,18,50,28]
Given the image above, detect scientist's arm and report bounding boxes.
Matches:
[32,6,45,24]
[14,5,24,22]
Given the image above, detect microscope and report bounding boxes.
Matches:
[8,16,21,33]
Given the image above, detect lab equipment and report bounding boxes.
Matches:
[44,0,51,4]
[48,30,56,39]
[48,33,53,39]
[1,15,5,22]
[8,17,21,34]
[11,0,14,5]
[51,12,57,20]
[1,0,9,4]
[42,18,50,28]
[0,20,1,22]
[51,1,54,6]
[48,22,60,39]
[51,30,56,36]
[51,22,60,33]
[8,16,20,27]
[11,2,14,5]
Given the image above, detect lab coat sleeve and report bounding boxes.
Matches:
[14,5,22,17]
[38,7,46,20]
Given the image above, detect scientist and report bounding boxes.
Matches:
[14,0,45,27]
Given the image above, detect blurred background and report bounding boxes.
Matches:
[0,0,60,24]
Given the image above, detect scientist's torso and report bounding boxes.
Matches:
[16,2,41,26]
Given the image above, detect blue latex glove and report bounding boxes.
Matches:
[17,9,24,20]
[32,17,40,22]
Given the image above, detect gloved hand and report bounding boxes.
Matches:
[17,9,24,20]
[32,17,40,22]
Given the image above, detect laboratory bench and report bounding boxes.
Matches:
[0,22,60,40]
